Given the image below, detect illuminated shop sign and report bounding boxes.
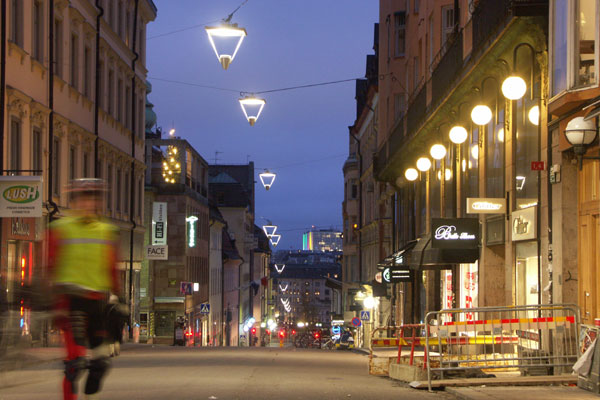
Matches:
[0,176,43,217]
[152,202,168,245]
[466,198,506,214]
[186,216,198,248]
[511,206,537,241]
[431,218,479,249]
[382,266,412,283]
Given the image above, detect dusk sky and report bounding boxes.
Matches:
[147,1,379,250]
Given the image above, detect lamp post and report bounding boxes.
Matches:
[565,116,600,170]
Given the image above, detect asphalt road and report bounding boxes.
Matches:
[0,345,453,400]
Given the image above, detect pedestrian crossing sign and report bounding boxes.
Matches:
[200,303,210,314]
[360,311,370,321]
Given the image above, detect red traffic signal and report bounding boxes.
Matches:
[314,331,320,339]
[279,330,286,338]
[265,329,270,335]
[251,327,257,335]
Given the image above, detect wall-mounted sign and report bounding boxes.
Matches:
[466,198,506,214]
[531,161,545,171]
[180,281,193,295]
[152,202,167,245]
[145,245,168,260]
[382,266,412,283]
[431,218,479,249]
[0,176,43,217]
[511,206,537,241]
[186,216,198,248]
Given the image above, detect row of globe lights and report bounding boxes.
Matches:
[404,73,539,182]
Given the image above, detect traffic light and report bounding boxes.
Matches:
[279,330,286,338]
[251,327,257,335]
[314,331,320,339]
[292,329,297,335]
[265,329,271,335]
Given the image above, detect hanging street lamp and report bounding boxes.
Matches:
[239,95,266,126]
[259,170,276,190]
[501,75,527,100]
[430,144,447,160]
[449,125,468,144]
[262,224,277,237]
[416,157,432,172]
[471,105,493,125]
[205,24,247,70]
[269,234,281,247]
[404,168,418,181]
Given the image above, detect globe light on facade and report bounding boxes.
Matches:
[501,76,527,100]
[259,170,276,190]
[565,116,600,169]
[404,168,418,181]
[416,157,432,172]
[363,296,378,309]
[239,96,266,126]
[430,144,447,160]
[205,24,247,70]
[528,105,540,126]
[471,145,479,160]
[471,105,493,125]
[497,128,504,142]
[449,126,468,144]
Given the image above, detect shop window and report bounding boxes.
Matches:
[515,80,540,208]
[486,108,505,198]
[461,125,479,215]
[515,241,539,305]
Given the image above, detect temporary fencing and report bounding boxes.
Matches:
[424,303,580,390]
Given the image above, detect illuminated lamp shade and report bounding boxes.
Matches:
[430,144,447,160]
[262,225,277,237]
[239,96,266,126]
[449,126,468,144]
[259,170,276,190]
[471,105,493,126]
[404,168,418,181]
[497,128,504,143]
[501,76,527,100]
[528,105,540,126]
[416,157,432,172]
[205,24,247,70]
[269,234,281,247]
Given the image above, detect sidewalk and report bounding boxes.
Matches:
[445,385,597,400]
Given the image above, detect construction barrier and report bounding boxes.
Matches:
[424,303,581,391]
[369,324,427,375]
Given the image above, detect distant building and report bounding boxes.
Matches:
[302,229,343,252]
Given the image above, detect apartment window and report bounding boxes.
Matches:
[429,15,434,67]
[394,93,405,120]
[138,97,144,138]
[413,56,420,88]
[107,164,112,210]
[117,79,123,122]
[32,1,44,61]
[394,12,406,57]
[52,138,60,196]
[118,1,124,38]
[70,34,79,89]
[98,61,104,109]
[9,119,21,172]
[137,178,143,218]
[54,19,63,78]
[575,0,597,88]
[116,169,121,212]
[414,0,419,13]
[108,0,114,29]
[351,183,358,199]
[83,152,89,177]
[124,172,129,215]
[9,0,22,46]
[441,6,454,47]
[32,128,42,175]
[69,147,76,181]
[108,70,114,117]
[125,86,131,129]
[84,47,91,98]
[126,10,131,46]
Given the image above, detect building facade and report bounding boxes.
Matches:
[1,0,156,343]
[302,228,343,252]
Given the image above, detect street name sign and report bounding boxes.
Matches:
[145,245,168,260]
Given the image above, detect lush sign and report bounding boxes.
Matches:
[0,177,43,217]
[431,218,479,249]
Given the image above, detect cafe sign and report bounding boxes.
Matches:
[0,176,43,217]
[466,197,506,214]
[511,206,537,241]
[432,218,479,249]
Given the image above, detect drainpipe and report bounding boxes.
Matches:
[0,0,5,174]
[128,0,140,339]
[349,128,362,284]
[94,1,104,177]
[47,0,59,221]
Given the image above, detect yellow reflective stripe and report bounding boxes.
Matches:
[60,238,114,245]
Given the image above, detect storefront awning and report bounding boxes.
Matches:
[409,237,479,270]
[377,240,419,270]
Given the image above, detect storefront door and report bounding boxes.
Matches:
[515,241,539,306]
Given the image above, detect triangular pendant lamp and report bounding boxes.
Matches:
[269,234,281,247]
[262,225,277,237]
[205,23,247,70]
[259,170,276,190]
[239,96,266,126]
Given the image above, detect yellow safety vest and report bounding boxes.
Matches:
[51,216,119,292]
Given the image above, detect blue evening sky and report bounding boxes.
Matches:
[147,1,378,249]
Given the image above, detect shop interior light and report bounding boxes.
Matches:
[416,157,432,172]
[449,126,468,144]
[259,170,276,190]
[528,105,540,126]
[239,96,266,126]
[404,168,418,181]
[205,24,247,70]
[471,105,493,126]
[430,144,447,160]
[501,76,527,100]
